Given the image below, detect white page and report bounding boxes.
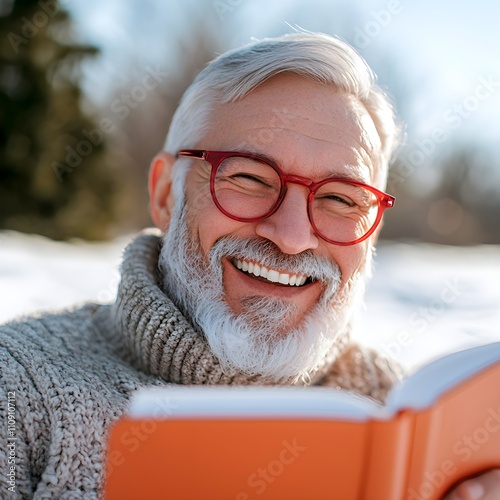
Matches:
[128,385,384,422]
[385,341,500,412]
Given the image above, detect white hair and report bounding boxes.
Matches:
[164,31,402,198]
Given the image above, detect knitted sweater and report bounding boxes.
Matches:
[0,230,401,499]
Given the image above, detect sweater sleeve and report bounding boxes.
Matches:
[0,334,49,499]
[0,308,143,499]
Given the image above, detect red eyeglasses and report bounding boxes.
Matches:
[177,149,395,246]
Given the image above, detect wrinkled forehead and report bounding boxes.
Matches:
[202,74,383,185]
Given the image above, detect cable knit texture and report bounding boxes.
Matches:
[0,229,401,499]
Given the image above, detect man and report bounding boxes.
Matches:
[0,32,498,499]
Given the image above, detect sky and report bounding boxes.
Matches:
[66,0,500,188]
[66,0,500,140]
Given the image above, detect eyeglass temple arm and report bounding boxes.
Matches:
[177,150,206,160]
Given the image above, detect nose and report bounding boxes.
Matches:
[255,184,319,254]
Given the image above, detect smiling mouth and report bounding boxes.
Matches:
[231,257,313,287]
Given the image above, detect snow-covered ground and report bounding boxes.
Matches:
[0,230,499,372]
[354,241,500,371]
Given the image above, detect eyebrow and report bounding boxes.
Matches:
[236,148,372,185]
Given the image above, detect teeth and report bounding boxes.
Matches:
[267,269,279,282]
[233,259,308,287]
[279,273,289,285]
[253,263,261,277]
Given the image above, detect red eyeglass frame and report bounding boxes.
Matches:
[177,149,395,246]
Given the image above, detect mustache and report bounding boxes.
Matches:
[208,236,342,285]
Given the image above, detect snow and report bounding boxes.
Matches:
[1,231,499,371]
[355,241,500,370]
[0,231,127,320]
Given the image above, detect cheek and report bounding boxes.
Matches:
[186,205,219,257]
[184,171,223,255]
[186,193,253,258]
[327,243,370,287]
[185,169,267,256]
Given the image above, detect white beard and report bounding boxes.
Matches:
[159,198,369,383]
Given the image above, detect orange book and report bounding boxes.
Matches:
[104,342,500,500]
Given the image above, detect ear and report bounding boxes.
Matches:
[148,151,176,231]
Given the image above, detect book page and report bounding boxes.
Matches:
[127,385,384,421]
[385,341,500,412]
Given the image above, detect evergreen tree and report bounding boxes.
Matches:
[0,0,121,240]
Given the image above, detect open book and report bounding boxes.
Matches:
[104,342,500,500]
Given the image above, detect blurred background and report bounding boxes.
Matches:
[1,0,499,369]
[1,0,499,244]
